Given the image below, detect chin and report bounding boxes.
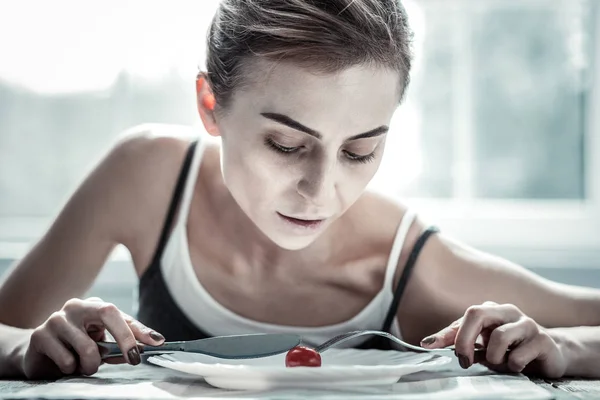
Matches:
[261,215,335,251]
[248,210,335,250]
[267,232,319,251]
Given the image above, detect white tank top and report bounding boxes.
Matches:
[159,136,416,347]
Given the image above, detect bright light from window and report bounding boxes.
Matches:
[0,0,218,93]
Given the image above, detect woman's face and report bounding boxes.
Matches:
[209,60,401,250]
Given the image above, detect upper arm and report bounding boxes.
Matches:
[0,125,189,328]
[397,231,600,344]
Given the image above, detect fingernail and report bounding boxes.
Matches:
[421,336,436,345]
[127,347,141,366]
[458,354,470,369]
[150,331,165,342]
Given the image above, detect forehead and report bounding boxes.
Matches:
[228,59,401,137]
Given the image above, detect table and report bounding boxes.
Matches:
[1,360,598,400]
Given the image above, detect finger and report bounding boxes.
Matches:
[420,302,504,349]
[505,337,543,373]
[481,301,499,307]
[85,297,104,303]
[121,312,165,345]
[484,318,538,365]
[69,302,141,366]
[31,329,78,376]
[455,303,523,367]
[477,330,492,348]
[87,327,107,342]
[420,318,462,349]
[477,335,547,374]
[93,303,143,365]
[56,323,103,376]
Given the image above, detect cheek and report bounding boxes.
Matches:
[221,144,261,207]
[222,145,295,210]
[339,162,381,205]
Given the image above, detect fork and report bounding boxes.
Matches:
[314,330,490,356]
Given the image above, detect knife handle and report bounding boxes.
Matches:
[97,341,185,359]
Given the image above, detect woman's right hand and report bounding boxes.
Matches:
[20,297,165,379]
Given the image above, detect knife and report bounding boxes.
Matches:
[97,333,302,360]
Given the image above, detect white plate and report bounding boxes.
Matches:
[148,349,452,390]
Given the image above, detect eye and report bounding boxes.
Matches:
[265,137,301,154]
[343,150,376,164]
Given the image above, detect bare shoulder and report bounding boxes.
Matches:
[93,124,200,261]
[103,123,195,204]
[342,191,425,255]
[344,192,406,235]
[114,123,195,169]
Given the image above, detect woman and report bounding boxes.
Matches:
[1,0,599,380]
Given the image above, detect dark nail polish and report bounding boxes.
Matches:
[127,347,141,365]
[421,336,436,345]
[150,331,165,342]
[458,354,470,369]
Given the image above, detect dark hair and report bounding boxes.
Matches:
[204,0,413,111]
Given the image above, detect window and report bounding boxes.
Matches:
[1,0,599,267]
[371,0,600,267]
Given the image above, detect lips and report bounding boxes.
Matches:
[277,212,326,229]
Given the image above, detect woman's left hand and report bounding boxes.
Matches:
[419,301,567,378]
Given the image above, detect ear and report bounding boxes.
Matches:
[196,74,220,137]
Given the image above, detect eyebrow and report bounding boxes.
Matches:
[260,112,388,141]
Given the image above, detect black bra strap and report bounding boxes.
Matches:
[149,140,198,267]
[381,225,440,333]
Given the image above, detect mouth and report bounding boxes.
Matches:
[276,212,326,230]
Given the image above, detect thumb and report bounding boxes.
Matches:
[420,319,462,349]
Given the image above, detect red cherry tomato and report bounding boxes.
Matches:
[285,346,322,367]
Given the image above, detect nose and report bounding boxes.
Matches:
[296,155,337,206]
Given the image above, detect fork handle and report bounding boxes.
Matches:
[432,346,510,356]
[97,341,185,359]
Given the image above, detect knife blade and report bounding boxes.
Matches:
[98,333,302,360]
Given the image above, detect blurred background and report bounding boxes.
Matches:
[0,0,599,314]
